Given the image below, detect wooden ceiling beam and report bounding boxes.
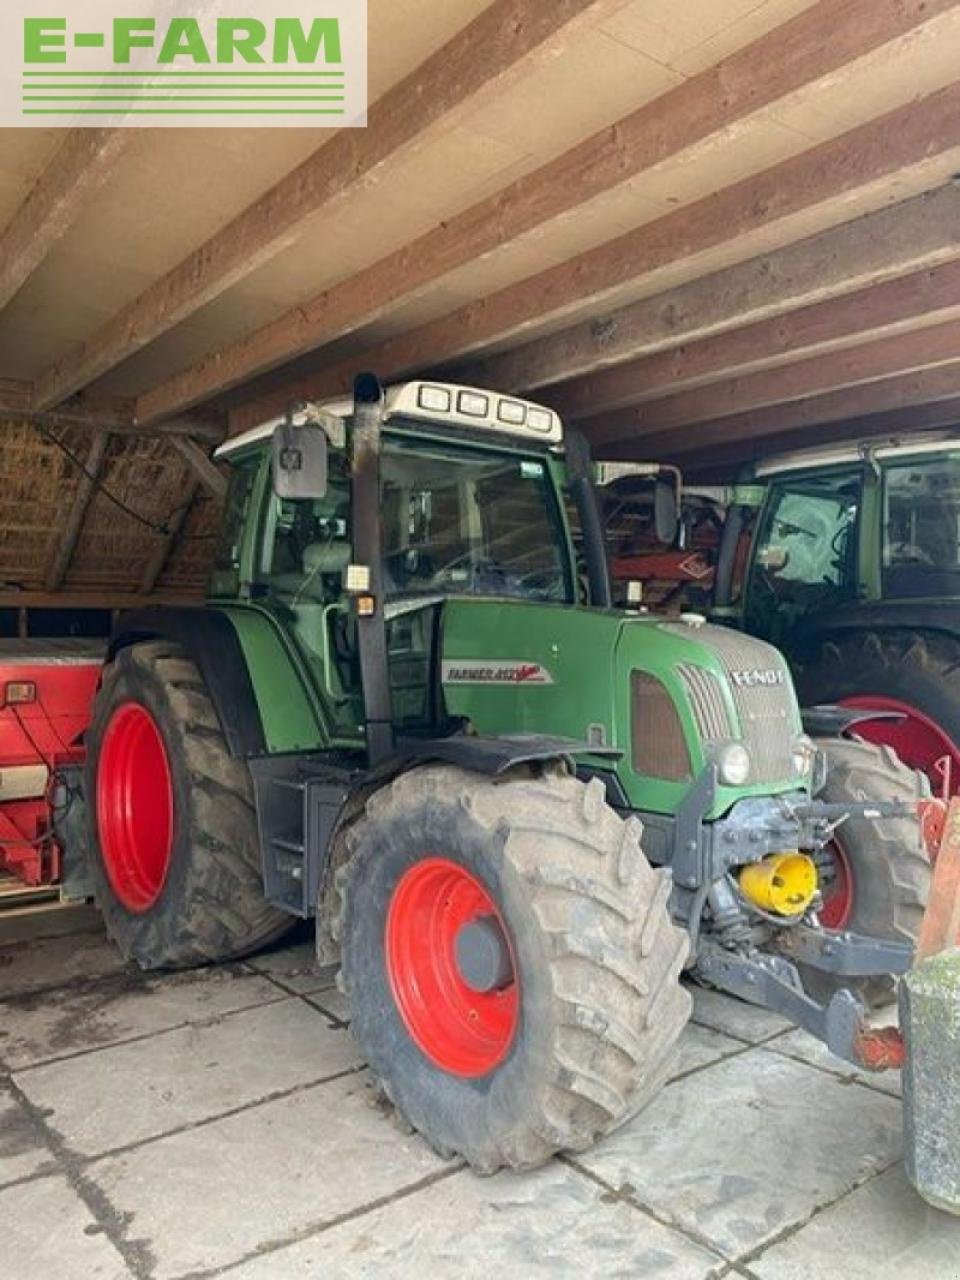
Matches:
[598,362,960,463]
[139,478,202,595]
[31,0,628,413]
[547,256,960,420]
[456,185,960,396]
[0,379,224,440]
[230,78,960,435]
[170,437,228,500]
[0,591,201,611]
[44,432,110,592]
[0,130,130,314]
[135,0,958,427]
[585,316,960,447]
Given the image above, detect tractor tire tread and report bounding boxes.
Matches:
[809,736,930,1006]
[338,764,691,1173]
[86,642,290,969]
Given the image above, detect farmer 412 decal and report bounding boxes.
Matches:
[441,660,554,686]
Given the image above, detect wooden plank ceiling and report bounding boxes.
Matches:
[2,0,960,598]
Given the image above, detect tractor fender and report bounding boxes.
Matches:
[382,733,622,780]
[801,703,906,739]
[108,608,266,757]
[796,603,960,659]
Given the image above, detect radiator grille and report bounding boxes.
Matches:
[664,624,798,785]
[631,670,692,782]
[678,663,731,743]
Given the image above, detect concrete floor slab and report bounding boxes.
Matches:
[307,984,350,1024]
[669,1023,744,1082]
[225,1162,725,1280]
[0,930,127,1000]
[17,997,361,1157]
[0,965,283,1071]
[577,1048,901,1262]
[750,1165,960,1279]
[0,1086,55,1188]
[688,985,791,1043]
[86,1072,447,1279]
[0,1175,130,1279]
[245,935,334,995]
[765,1028,901,1098]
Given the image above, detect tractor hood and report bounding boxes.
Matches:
[438,598,807,819]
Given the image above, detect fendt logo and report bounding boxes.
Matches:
[730,668,786,688]
[1,2,367,128]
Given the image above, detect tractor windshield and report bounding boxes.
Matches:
[380,437,573,604]
[257,436,574,606]
[883,454,960,597]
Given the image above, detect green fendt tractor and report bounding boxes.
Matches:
[713,434,960,799]
[84,377,928,1172]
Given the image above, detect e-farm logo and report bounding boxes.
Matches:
[1,2,366,127]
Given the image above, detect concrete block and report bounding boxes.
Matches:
[225,1163,725,1280]
[17,997,361,1157]
[0,966,282,1071]
[901,947,960,1215]
[86,1072,447,1279]
[578,1048,900,1262]
[751,1165,960,1279]
[0,1175,129,1279]
[0,1087,55,1188]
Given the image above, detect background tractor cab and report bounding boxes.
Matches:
[714,433,960,797]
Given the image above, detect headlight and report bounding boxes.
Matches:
[792,734,816,778]
[717,741,751,786]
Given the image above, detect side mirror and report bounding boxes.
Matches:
[654,476,680,546]
[272,420,328,500]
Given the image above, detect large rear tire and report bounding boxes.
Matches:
[86,640,291,969]
[805,738,930,1008]
[336,764,691,1173]
[799,630,960,794]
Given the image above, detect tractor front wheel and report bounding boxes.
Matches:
[336,764,691,1173]
[806,738,930,1008]
[86,640,291,969]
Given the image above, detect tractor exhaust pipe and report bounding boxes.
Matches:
[351,372,394,765]
[565,429,612,609]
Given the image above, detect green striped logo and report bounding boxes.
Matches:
[5,3,367,126]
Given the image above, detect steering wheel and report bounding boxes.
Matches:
[889,541,935,566]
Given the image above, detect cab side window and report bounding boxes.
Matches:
[745,470,861,645]
[883,456,960,597]
[209,459,258,597]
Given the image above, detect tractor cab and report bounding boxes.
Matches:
[212,382,579,746]
[712,433,960,794]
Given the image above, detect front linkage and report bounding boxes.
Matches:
[656,760,935,1071]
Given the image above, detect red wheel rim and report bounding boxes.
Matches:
[840,695,960,796]
[817,839,854,930]
[96,702,174,913]
[385,858,519,1077]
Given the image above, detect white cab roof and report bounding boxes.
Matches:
[755,428,960,477]
[216,380,563,459]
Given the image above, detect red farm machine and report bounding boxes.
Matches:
[0,640,102,914]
